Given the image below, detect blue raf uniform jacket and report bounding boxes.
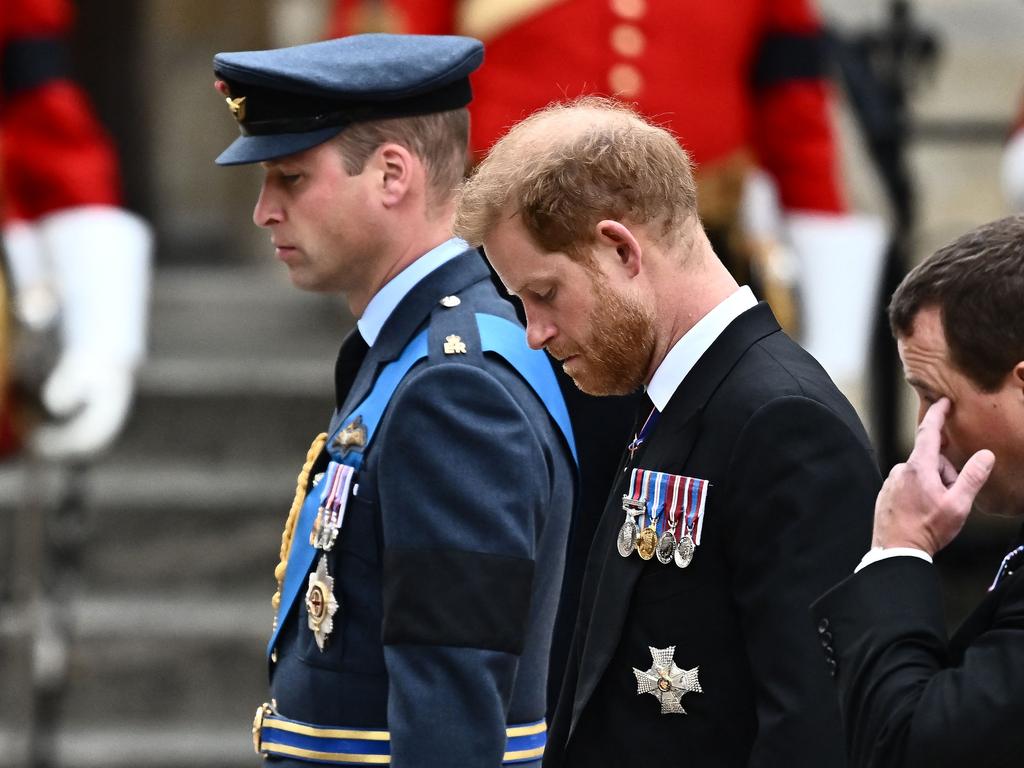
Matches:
[259,249,577,767]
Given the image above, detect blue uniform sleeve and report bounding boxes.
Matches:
[375,361,553,767]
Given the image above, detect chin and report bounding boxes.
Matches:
[568,368,641,397]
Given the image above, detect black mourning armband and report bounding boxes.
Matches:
[3,38,71,97]
[382,549,535,655]
[752,31,827,90]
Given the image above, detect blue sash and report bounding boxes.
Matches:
[268,313,576,656]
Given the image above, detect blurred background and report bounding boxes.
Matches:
[1,0,1022,765]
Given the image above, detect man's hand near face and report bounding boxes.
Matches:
[872,398,996,556]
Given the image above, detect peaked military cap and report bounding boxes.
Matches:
[213,33,484,166]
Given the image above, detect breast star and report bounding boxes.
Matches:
[632,645,702,714]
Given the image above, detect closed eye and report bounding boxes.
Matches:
[534,287,556,303]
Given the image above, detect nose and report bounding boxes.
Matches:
[252,179,282,228]
[525,311,557,351]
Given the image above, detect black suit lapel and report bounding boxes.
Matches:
[568,302,781,737]
[569,408,704,735]
[950,523,1024,658]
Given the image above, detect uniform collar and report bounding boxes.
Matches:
[357,237,469,346]
[646,286,757,412]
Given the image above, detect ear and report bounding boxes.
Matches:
[374,143,415,207]
[1013,361,1024,397]
[594,220,642,278]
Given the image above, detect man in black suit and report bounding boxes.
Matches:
[812,216,1024,768]
[454,97,881,767]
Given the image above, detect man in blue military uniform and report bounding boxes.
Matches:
[213,34,577,766]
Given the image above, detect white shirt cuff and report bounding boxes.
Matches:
[854,547,933,574]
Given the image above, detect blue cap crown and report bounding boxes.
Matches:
[214,33,483,166]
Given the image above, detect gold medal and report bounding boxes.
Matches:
[637,525,658,560]
[305,555,339,651]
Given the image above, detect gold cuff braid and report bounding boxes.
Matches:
[271,433,328,617]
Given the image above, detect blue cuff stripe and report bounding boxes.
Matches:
[506,730,546,751]
[259,715,545,763]
[263,728,391,756]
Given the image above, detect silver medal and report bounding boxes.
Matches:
[674,534,695,568]
[655,531,676,564]
[618,495,646,558]
[617,518,639,557]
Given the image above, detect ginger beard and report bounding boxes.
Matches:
[550,270,656,396]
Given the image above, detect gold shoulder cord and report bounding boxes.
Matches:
[271,433,328,619]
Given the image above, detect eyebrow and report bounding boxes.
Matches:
[905,376,938,395]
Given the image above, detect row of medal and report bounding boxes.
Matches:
[304,460,355,651]
[617,468,708,568]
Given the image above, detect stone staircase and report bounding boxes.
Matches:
[0,264,351,767]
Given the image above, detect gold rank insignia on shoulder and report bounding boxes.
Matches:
[439,295,461,308]
[225,95,246,122]
[332,415,367,454]
[444,334,467,354]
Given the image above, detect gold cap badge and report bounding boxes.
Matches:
[225,95,246,122]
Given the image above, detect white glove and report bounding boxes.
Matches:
[1001,128,1024,213]
[785,211,888,388]
[739,171,888,398]
[3,219,60,331]
[24,206,153,460]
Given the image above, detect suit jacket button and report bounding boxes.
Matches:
[817,618,830,634]
[820,631,833,646]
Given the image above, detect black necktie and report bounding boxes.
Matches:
[334,330,369,408]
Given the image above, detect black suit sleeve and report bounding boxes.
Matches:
[812,557,1024,768]
[722,396,879,768]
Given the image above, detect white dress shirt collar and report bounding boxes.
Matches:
[646,286,757,411]
[356,237,469,346]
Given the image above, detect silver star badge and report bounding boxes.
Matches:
[633,645,702,714]
[305,555,339,651]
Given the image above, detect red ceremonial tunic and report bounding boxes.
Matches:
[329,0,845,213]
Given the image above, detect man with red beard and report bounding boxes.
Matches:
[455,97,881,767]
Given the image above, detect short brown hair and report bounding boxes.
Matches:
[454,96,698,258]
[889,215,1024,391]
[335,108,469,209]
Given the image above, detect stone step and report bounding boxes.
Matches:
[0,595,270,730]
[148,265,350,362]
[119,264,346,464]
[111,381,333,466]
[1,462,303,592]
[0,725,258,768]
